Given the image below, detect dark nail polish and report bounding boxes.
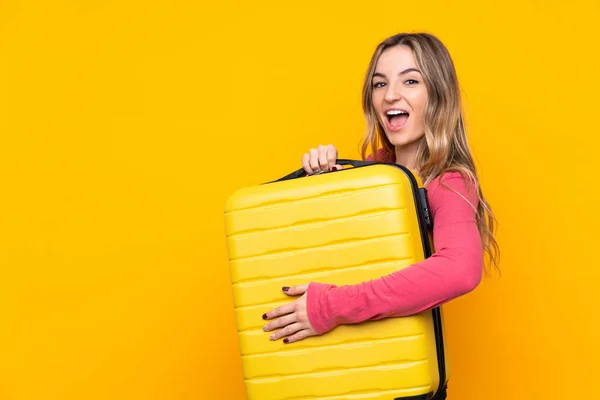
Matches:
[282,286,290,292]
[331,166,337,171]
[262,313,267,320]
[283,338,289,344]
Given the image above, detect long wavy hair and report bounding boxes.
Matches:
[360,32,500,275]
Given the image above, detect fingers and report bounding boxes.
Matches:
[263,313,297,332]
[326,144,337,170]
[282,284,308,296]
[317,145,329,171]
[261,285,317,344]
[309,148,320,172]
[301,153,312,174]
[262,302,295,321]
[267,322,304,341]
[284,329,314,344]
[302,144,338,174]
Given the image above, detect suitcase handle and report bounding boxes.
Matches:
[276,159,377,181]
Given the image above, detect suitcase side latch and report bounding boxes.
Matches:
[417,187,433,231]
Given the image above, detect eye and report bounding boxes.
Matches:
[405,79,419,85]
[372,81,386,89]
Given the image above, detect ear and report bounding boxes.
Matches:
[282,284,309,296]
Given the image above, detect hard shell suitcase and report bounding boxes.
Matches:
[224,159,449,400]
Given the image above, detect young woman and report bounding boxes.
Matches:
[262,32,500,344]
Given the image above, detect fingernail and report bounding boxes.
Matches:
[331,166,337,171]
[262,313,267,320]
[282,286,290,292]
[270,334,275,340]
[263,325,267,331]
[283,338,289,344]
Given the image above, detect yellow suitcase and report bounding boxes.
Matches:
[224,159,449,400]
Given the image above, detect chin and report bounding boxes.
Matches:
[384,130,422,148]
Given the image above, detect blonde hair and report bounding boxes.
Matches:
[360,32,500,275]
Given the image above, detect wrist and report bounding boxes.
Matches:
[306,282,338,335]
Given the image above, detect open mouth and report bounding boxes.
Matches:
[386,109,409,129]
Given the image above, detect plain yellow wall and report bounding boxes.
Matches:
[1,1,599,399]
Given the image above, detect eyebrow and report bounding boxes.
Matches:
[373,68,421,78]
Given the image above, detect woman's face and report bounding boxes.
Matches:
[371,45,428,148]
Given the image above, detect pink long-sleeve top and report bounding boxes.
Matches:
[305,162,484,335]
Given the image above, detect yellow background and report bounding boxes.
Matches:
[1,1,599,399]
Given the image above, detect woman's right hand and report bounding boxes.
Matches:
[302,144,342,174]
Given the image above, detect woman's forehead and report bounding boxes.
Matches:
[375,46,418,74]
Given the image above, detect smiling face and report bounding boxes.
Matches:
[371,45,429,149]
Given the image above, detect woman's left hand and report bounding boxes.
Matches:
[262,284,318,344]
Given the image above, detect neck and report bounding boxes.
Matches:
[394,141,420,171]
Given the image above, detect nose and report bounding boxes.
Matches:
[384,82,402,103]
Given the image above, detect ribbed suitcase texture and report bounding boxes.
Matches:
[224,161,448,400]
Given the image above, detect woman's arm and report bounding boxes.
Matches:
[305,171,484,335]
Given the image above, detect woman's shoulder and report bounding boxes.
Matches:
[425,170,479,208]
[427,170,468,187]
